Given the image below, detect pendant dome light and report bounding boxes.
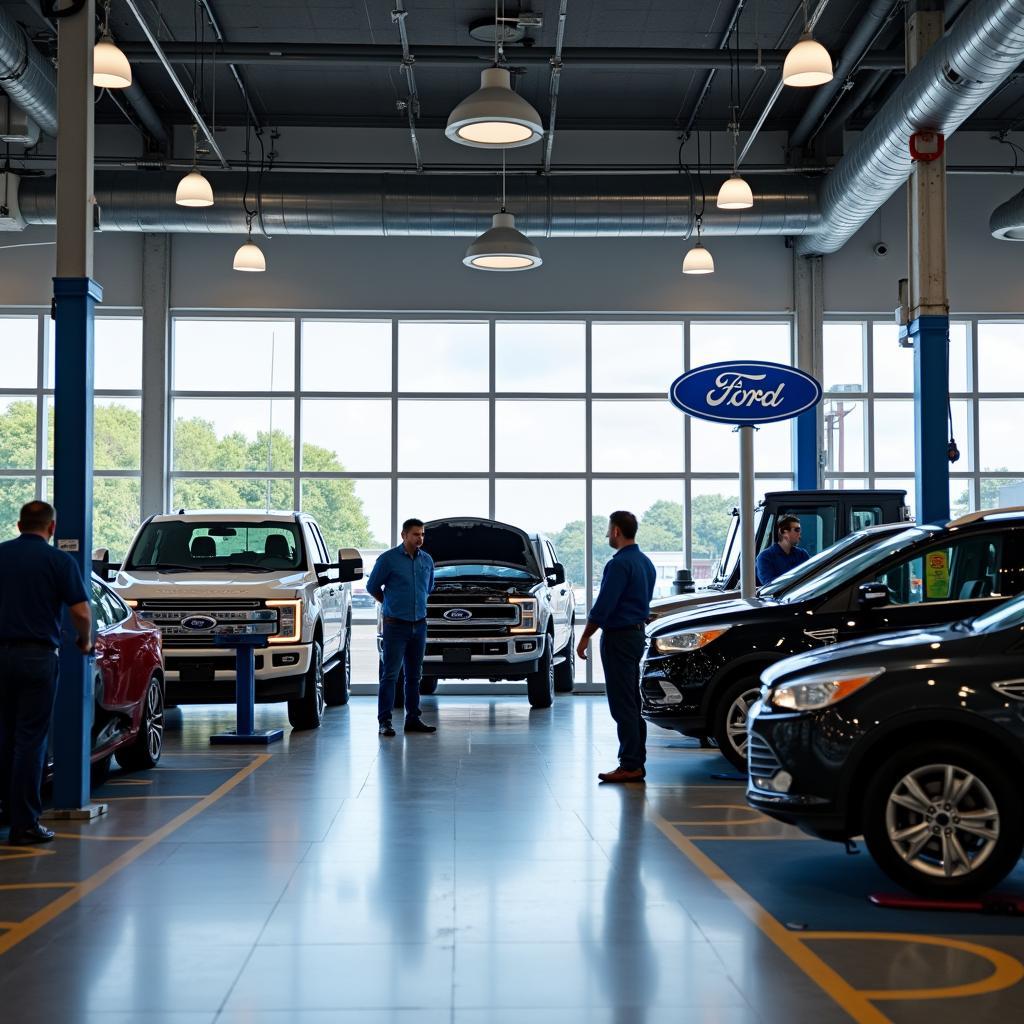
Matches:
[716,174,753,209]
[94,1,132,89]
[176,122,214,208]
[716,34,753,212]
[683,134,715,275]
[783,0,833,87]
[464,152,542,270]
[446,0,543,148]
[233,238,266,272]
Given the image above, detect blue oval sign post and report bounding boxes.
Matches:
[668,361,823,598]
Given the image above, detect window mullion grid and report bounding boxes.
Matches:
[489,319,496,520]
[865,320,876,487]
[971,319,981,511]
[683,318,692,571]
[584,318,593,686]
[35,312,46,498]
[391,318,399,546]
[293,317,302,511]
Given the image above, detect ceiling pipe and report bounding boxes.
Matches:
[788,0,901,150]
[117,41,905,71]
[541,0,570,174]
[798,0,1024,256]
[16,170,820,237]
[0,5,57,136]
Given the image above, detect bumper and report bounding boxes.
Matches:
[163,643,311,704]
[380,632,547,681]
[745,707,849,839]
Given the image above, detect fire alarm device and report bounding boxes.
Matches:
[909,131,945,162]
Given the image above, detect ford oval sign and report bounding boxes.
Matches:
[669,361,822,425]
[443,608,473,621]
[181,615,217,631]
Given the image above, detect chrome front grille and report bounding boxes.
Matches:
[426,598,519,634]
[747,734,782,780]
[134,600,277,647]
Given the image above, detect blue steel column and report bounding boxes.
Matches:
[52,278,102,810]
[910,315,950,522]
[51,0,98,812]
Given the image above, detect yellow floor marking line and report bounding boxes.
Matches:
[106,779,153,786]
[804,932,1024,1002]
[0,848,56,863]
[0,882,75,891]
[668,803,773,827]
[691,833,818,841]
[0,752,271,957]
[648,803,892,1024]
[101,794,209,800]
[51,833,148,842]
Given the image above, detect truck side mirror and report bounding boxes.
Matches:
[92,548,112,580]
[858,582,890,610]
[547,562,566,585]
[337,547,363,583]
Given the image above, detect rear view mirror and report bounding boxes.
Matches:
[547,562,566,586]
[337,547,363,583]
[91,548,119,581]
[858,582,890,610]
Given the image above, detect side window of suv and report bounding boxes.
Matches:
[876,532,1022,605]
[851,505,883,531]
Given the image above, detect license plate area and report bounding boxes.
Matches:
[442,647,472,664]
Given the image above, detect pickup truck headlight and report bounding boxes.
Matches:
[266,599,302,643]
[654,626,730,654]
[510,597,538,633]
[770,668,884,711]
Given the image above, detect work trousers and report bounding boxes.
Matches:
[0,648,59,832]
[378,619,427,724]
[599,627,647,771]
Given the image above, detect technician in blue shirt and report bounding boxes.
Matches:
[0,502,92,845]
[756,515,810,586]
[577,510,657,784]
[366,518,436,737]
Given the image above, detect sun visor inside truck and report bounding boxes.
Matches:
[423,519,540,575]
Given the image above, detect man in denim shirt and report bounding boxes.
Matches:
[755,515,810,586]
[367,518,436,737]
[576,511,657,783]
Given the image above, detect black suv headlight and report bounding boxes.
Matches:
[769,668,884,711]
[653,626,730,654]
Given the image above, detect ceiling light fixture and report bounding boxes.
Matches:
[682,222,715,275]
[717,29,753,211]
[783,0,833,87]
[176,126,214,207]
[233,234,266,272]
[93,1,131,89]
[446,0,543,148]
[464,152,542,270]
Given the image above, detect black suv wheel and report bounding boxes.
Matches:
[863,741,1024,897]
[288,640,325,730]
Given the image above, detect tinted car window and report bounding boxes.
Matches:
[757,528,887,598]
[851,505,883,531]
[127,520,304,570]
[973,591,1024,632]
[876,535,1003,605]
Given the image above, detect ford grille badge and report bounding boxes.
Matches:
[443,608,473,621]
[181,614,218,630]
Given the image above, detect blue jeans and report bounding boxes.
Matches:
[378,619,427,724]
[0,647,59,832]
[599,628,647,771]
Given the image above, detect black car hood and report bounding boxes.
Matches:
[423,518,541,577]
[761,621,969,688]
[649,596,774,637]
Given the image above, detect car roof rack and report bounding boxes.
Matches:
[947,505,1024,527]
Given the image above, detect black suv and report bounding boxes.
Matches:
[642,509,1024,770]
[748,589,1024,897]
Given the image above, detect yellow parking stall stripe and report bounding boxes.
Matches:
[106,779,153,786]
[101,794,209,800]
[0,848,56,863]
[51,833,148,842]
[0,883,75,891]
[803,932,1024,1002]
[648,803,892,1024]
[692,834,819,841]
[0,752,271,958]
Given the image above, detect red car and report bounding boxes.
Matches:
[47,575,166,783]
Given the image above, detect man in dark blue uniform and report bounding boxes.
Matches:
[0,502,92,845]
[367,517,436,737]
[577,511,657,784]
[755,515,810,586]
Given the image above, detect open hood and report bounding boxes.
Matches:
[423,518,541,576]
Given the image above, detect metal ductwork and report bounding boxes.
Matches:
[0,5,57,137]
[17,171,821,237]
[798,0,1024,256]
[990,186,1024,239]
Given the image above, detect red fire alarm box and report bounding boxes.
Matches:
[909,131,945,161]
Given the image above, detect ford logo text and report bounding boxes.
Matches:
[443,608,473,621]
[181,614,218,631]
[669,361,822,425]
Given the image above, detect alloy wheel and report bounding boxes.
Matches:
[884,762,1000,879]
[145,678,165,762]
[725,686,761,762]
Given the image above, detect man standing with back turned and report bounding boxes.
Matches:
[0,502,92,845]
[576,511,657,784]
[367,518,437,738]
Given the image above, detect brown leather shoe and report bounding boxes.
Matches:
[598,766,646,784]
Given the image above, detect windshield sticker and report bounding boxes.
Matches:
[925,551,950,600]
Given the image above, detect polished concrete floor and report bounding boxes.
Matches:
[1,695,1023,1023]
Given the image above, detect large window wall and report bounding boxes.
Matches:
[0,313,143,556]
[822,319,1024,514]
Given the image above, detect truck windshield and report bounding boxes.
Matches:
[780,527,930,603]
[127,520,305,571]
[435,563,535,580]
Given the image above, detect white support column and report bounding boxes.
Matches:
[140,233,170,518]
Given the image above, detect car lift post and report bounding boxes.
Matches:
[210,634,283,745]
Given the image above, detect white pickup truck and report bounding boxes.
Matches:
[97,510,362,730]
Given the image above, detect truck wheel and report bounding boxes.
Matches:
[711,677,761,771]
[324,629,351,707]
[419,677,439,695]
[288,640,325,730]
[115,673,165,771]
[527,639,554,709]
[862,741,1024,898]
[554,617,576,693]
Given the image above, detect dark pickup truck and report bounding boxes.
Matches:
[649,489,911,621]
